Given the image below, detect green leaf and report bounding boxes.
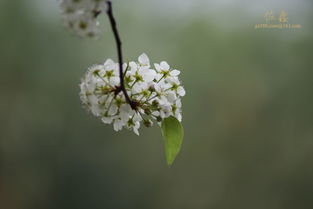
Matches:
[161,116,184,166]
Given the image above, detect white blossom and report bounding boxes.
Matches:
[58,0,106,38]
[80,53,185,135]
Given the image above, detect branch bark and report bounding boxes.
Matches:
[106,1,136,109]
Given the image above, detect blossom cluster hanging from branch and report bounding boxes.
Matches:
[58,0,185,166]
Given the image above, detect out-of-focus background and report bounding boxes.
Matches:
[1,0,313,208]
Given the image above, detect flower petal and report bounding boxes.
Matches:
[170,69,180,76]
[138,53,150,66]
[154,63,161,72]
[160,61,170,70]
[177,86,186,96]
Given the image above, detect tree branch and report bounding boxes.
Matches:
[105,1,136,109]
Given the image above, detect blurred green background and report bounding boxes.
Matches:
[1,0,313,209]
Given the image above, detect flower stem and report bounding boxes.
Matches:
[105,1,136,109]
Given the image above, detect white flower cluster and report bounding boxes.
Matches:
[80,53,185,135]
[58,0,106,38]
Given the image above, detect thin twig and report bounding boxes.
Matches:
[105,1,136,109]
